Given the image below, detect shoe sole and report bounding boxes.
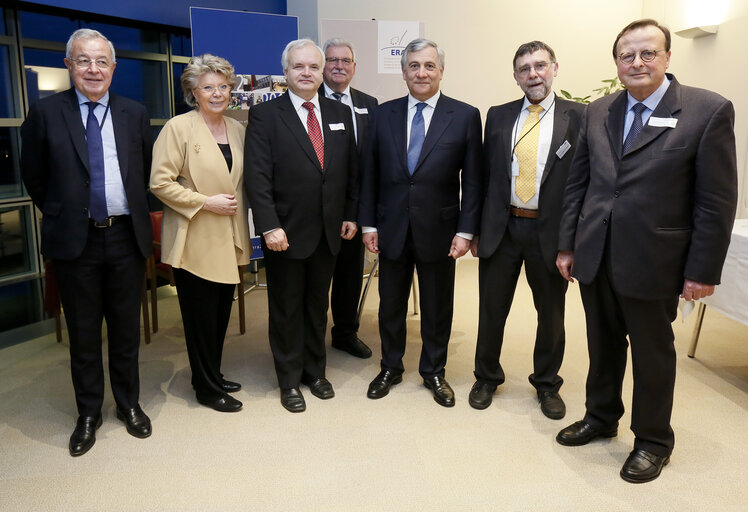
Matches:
[620,457,670,484]
[69,416,103,457]
[367,375,402,399]
[556,429,618,446]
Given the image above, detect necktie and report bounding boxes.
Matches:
[302,101,324,168]
[407,102,427,175]
[85,101,108,222]
[332,92,343,102]
[514,104,543,203]
[623,102,647,154]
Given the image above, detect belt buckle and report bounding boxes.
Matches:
[93,216,113,228]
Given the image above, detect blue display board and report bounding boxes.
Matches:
[190,7,298,75]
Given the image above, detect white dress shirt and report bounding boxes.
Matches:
[323,83,357,143]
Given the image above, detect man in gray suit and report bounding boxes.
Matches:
[555,19,737,483]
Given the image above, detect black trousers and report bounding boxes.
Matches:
[55,219,145,416]
[173,268,235,401]
[474,216,567,392]
[263,237,336,389]
[378,229,455,378]
[579,247,678,457]
[330,231,364,342]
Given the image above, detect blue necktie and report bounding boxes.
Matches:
[85,101,108,222]
[622,102,646,154]
[407,102,427,175]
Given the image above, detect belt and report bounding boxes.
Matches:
[509,206,539,219]
[89,215,129,228]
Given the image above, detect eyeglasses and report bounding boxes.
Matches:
[197,84,231,94]
[325,57,354,65]
[617,49,664,65]
[515,61,552,77]
[71,57,112,69]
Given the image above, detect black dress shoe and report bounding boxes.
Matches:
[221,379,242,393]
[332,336,373,359]
[303,378,335,399]
[556,420,618,446]
[280,387,306,413]
[116,405,152,438]
[468,380,497,410]
[423,375,455,408]
[367,369,403,399]
[196,394,243,413]
[538,391,566,420]
[620,449,670,483]
[69,414,103,457]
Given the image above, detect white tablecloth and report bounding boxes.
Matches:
[700,218,748,326]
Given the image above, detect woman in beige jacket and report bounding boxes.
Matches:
[150,55,250,413]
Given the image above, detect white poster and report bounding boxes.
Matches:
[377,20,420,74]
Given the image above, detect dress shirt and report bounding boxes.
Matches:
[75,89,129,215]
[623,76,671,142]
[323,83,357,144]
[288,89,324,142]
[510,92,556,210]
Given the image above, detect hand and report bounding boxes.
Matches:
[556,250,575,283]
[264,228,289,251]
[448,235,470,259]
[470,236,480,258]
[340,221,358,240]
[363,232,380,254]
[202,193,238,216]
[680,279,715,301]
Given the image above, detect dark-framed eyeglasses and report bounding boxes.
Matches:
[617,49,665,65]
[325,57,354,65]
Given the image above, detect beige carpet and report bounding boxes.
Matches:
[0,258,746,511]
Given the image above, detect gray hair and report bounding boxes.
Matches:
[281,38,324,71]
[65,28,116,63]
[322,37,356,62]
[181,54,238,108]
[400,38,444,70]
[513,41,557,69]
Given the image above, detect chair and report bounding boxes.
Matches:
[146,211,174,333]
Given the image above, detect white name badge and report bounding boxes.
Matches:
[329,123,345,131]
[648,116,678,128]
[353,107,369,114]
[556,140,572,159]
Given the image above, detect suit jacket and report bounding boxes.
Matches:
[478,97,584,271]
[559,75,737,299]
[359,93,483,262]
[150,110,251,284]
[21,88,152,260]
[244,92,358,259]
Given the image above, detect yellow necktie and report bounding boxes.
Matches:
[515,104,543,203]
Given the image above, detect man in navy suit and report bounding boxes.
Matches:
[245,39,358,413]
[359,38,482,407]
[21,29,153,456]
[468,41,584,419]
[319,37,379,360]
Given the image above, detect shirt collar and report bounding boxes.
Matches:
[75,88,109,107]
[408,90,440,110]
[521,91,555,112]
[323,83,351,99]
[627,75,670,113]
[288,89,320,112]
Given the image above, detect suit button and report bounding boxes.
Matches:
[602,218,608,224]
[84,180,90,187]
[82,207,88,214]
[614,191,620,198]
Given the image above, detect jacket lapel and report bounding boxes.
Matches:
[540,101,570,186]
[61,89,89,173]
[501,100,524,177]
[413,94,452,174]
[605,90,628,161]
[624,77,681,155]
[278,93,322,171]
[110,94,130,183]
[320,99,335,172]
[388,96,409,174]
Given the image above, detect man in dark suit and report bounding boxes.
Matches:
[359,38,482,407]
[21,29,153,456]
[555,19,737,483]
[245,39,358,413]
[469,41,584,419]
[320,37,378,360]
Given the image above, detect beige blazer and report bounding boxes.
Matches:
[150,110,250,284]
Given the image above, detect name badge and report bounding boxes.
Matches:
[329,123,345,131]
[353,107,369,115]
[556,140,571,159]
[648,116,677,128]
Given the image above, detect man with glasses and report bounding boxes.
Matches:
[21,29,153,456]
[468,41,584,420]
[556,19,737,482]
[319,37,378,360]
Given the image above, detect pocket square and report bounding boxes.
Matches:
[329,123,345,131]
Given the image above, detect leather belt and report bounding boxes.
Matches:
[509,206,539,219]
[89,215,129,228]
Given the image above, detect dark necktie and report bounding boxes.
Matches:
[302,101,324,168]
[332,92,343,102]
[85,101,108,222]
[407,102,427,175]
[622,102,646,154]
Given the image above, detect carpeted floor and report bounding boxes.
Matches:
[0,258,746,511]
